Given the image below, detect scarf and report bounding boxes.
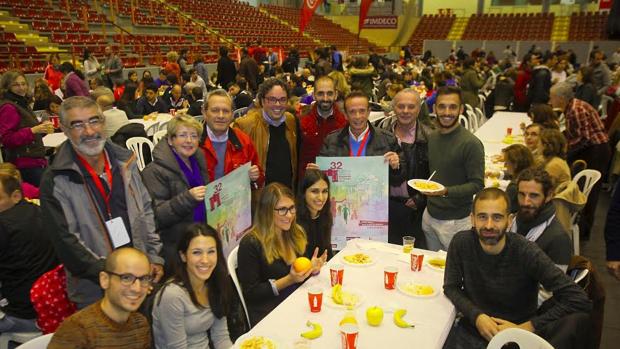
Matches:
[171,150,206,223]
[509,202,556,242]
[4,91,31,110]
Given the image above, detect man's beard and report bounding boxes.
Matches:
[475,227,506,246]
[518,204,542,222]
[71,134,106,157]
[436,113,459,129]
[317,100,334,114]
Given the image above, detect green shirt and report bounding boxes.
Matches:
[427,124,484,220]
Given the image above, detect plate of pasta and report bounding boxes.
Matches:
[341,252,375,266]
[408,179,445,194]
[234,333,281,349]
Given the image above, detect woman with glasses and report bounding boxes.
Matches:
[142,115,209,274]
[296,169,333,260]
[152,224,232,349]
[0,70,54,186]
[238,183,325,326]
[540,128,586,232]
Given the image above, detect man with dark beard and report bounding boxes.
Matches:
[298,76,347,180]
[508,168,571,268]
[443,188,592,349]
[420,86,484,251]
[40,96,163,309]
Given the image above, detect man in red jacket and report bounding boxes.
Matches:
[200,89,264,188]
[298,76,347,180]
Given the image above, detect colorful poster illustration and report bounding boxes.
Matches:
[316,156,389,249]
[205,163,252,259]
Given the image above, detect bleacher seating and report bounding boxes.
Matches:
[462,13,553,41]
[569,11,608,40]
[408,14,456,54]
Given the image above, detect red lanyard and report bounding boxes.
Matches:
[76,152,113,217]
[349,129,370,157]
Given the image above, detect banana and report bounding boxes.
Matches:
[300,320,323,339]
[332,284,343,305]
[393,309,415,328]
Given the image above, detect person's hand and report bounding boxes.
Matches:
[189,186,206,202]
[607,261,620,280]
[151,263,164,283]
[310,247,328,273]
[383,151,400,170]
[182,99,190,108]
[493,317,534,333]
[105,68,111,74]
[288,263,313,284]
[31,122,54,134]
[306,163,320,171]
[248,165,260,182]
[404,198,417,209]
[475,314,500,341]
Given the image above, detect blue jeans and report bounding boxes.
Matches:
[0,314,39,333]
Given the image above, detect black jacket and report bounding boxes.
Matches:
[527,66,552,106]
[217,56,237,89]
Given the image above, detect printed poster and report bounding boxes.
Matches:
[205,163,252,259]
[316,156,389,250]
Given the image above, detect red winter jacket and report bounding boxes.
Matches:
[201,127,264,188]
[298,104,347,179]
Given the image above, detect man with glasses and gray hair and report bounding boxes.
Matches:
[48,247,153,348]
[40,96,164,309]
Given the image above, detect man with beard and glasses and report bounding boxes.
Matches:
[48,248,152,348]
[298,76,347,180]
[508,168,572,268]
[421,86,484,251]
[443,188,592,349]
[40,96,163,309]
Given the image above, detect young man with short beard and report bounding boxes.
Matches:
[508,168,571,268]
[40,96,163,309]
[420,86,484,251]
[443,188,592,349]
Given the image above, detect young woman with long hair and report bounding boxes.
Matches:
[296,169,333,259]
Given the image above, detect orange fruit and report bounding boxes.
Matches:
[293,257,312,273]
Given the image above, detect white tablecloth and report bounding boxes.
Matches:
[475,111,531,157]
[239,239,456,349]
[43,132,67,148]
[128,113,173,135]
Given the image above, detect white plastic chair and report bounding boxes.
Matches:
[459,114,471,131]
[157,120,170,133]
[233,107,248,119]
[474,107,487,127]
[0,332,42,349]
[144,122,159,137]
[487,328,553,349]
[570,169,601,255]
[466,110,479,131]
[15,334,53,349]
[125,137,154,171]
[152,129,167,145]
[227,246,251,328]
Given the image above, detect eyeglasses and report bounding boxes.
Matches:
[274,205,296,216]
[67,116,103,131]
[174,133,200,140]
[104,270,153,288]
[264,96,288,105]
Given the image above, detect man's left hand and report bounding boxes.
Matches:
[151,264,164,283]
[383,152,400,170]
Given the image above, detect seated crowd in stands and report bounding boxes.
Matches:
[1,41,620,349]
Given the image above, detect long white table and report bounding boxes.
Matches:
[237,239,456,349]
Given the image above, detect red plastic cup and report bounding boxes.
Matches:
[330,264,344,286]
[49,115,60,129]
[307,287,323,313]
[340,324,359,349]
[506,127,513,136]
[410,253,424,272]
[384,266,398,289]
[169,108,176,117]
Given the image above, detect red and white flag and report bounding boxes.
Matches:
[300,0,324,35]
[358,0,373,34]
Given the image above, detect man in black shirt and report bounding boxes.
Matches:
[443,188,591,349]
[0,174,57,332]
[135,83,168,116]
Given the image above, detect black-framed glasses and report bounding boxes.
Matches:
[68,116,104,131]
[264,96,288,105]
[104,270,153,288]
[274,205,296,216]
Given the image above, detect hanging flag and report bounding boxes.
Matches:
[299,0,324,35]
[358,0,373,35]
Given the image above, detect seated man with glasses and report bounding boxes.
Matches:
[40,96,164,309]
[48,247,153,348]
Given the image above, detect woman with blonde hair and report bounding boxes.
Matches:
[238,183,326,326]
[165,51,181,81]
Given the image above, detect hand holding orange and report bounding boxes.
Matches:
[293,257,312,273]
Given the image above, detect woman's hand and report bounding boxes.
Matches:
[310,247,328,273]
[288,263,313,284]
[31,121,54,134]
[189,186,206,202]
[248,165,260,182]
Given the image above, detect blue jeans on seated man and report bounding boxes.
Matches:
[442,313,591,349]
[0,313,40,349]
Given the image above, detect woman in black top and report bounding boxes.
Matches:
[297,169,333,260]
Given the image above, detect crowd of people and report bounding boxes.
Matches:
[1,38,620,349]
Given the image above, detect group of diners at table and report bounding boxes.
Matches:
[0,67,616,349]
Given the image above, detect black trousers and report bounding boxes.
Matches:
[387,197,426,249]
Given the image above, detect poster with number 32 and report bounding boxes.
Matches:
[205,162,252,259]
[316,156,389,250]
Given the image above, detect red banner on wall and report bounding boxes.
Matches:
[300,0,324,35]
[363,16,398,29]
[599,0,612,10]
[358,0,373,34]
